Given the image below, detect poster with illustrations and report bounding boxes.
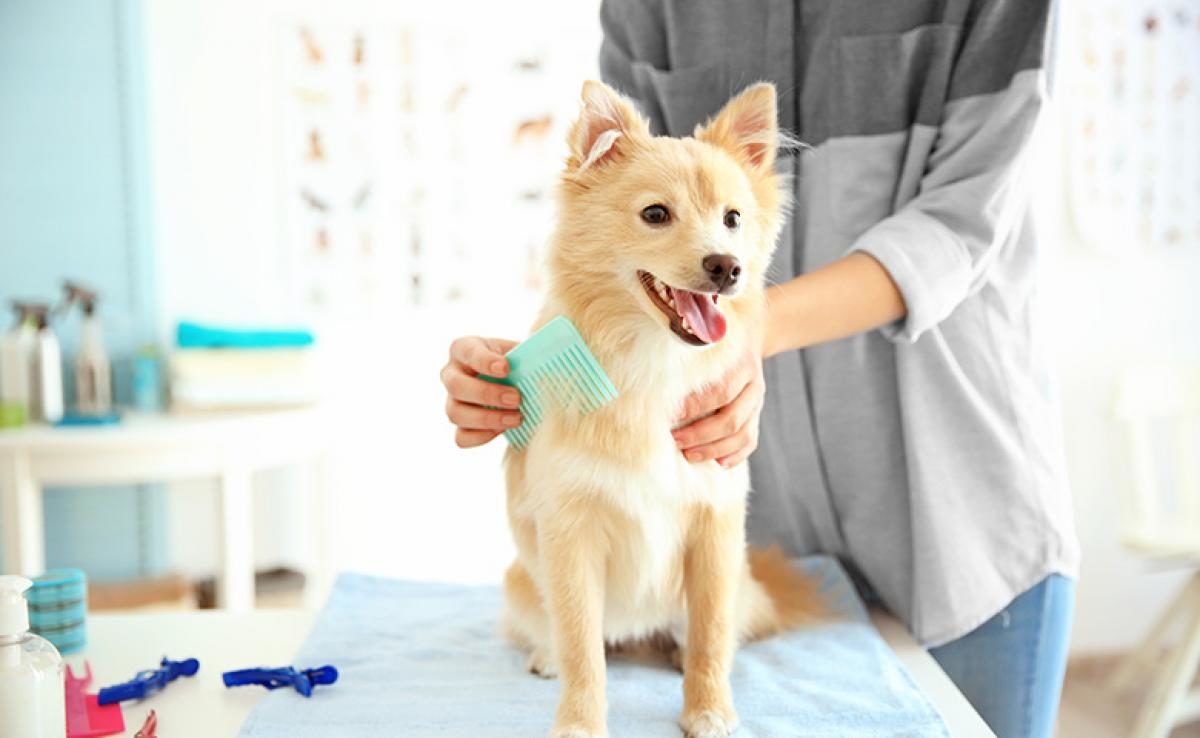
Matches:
[1067,2,1200,254]
[277,13,600,320]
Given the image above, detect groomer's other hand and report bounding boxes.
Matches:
[442,336,522,448]
[672,342,766,468]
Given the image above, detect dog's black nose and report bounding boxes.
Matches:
[702,254,741,291]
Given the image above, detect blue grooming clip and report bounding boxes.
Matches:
[222,664,338,698]
[97,657,200,705]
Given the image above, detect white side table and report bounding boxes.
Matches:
[0,408,334,611]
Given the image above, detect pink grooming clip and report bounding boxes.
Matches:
[134,710,157,738]
[65,663,126,738]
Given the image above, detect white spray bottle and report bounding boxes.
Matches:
[0,575,67,738]
[63,282,112,415]
[0,303,36,425]
[27,305,64,424]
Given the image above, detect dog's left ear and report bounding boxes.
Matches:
[567,80,649,175]
[696,83,778,172]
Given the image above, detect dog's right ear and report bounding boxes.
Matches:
[695,83,779,173]
[566,80,648,175]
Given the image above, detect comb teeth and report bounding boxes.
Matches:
[476,316,618,450]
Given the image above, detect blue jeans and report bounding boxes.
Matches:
[928,575,1075,738]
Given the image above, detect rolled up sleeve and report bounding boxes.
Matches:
[850,0,1052,343]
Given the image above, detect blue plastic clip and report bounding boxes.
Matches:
[222,664,338,698]
[97,657,200,705]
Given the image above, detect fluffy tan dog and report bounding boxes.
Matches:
[502,80,820,738]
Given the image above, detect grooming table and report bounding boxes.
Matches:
[236,558,981,737]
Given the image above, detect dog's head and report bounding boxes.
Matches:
[550,80,786,351]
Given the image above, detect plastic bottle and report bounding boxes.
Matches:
[132,344,163,412]
[64,283,112,415]
[0,575,67,738]
[28,306,64,424]
[0,304,36,427]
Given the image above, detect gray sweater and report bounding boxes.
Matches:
[599,0,1080,647]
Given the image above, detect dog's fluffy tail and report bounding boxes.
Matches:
[743,545,825,640]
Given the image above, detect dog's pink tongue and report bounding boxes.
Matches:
[673,289,726,343]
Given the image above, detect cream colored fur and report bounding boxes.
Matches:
[501,80,819,738]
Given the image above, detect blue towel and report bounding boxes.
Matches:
[239,557,948,737]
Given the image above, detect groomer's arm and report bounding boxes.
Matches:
[677,0,1054,463]
[764,1,1054,358]
[672,254,905,466]
[762,253,906,358]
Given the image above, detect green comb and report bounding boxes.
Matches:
[481,315,618,449]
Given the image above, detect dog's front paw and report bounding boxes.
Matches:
[679,708,739,738]
[527,648,558,679]
[548,725,607,738]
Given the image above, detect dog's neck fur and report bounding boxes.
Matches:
[539,255,754,460]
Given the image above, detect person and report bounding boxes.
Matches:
[440,1,1079,736]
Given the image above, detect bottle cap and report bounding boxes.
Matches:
[9,301,32,327]
[0,575,32,637]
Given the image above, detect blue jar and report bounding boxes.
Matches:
[28,568,87,655]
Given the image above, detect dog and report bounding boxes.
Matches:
[501,79,820,738]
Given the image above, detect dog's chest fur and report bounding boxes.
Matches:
[514,331,751,642]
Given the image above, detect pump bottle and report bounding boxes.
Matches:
[0,575,67,738]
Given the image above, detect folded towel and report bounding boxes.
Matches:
[239,557,948,737]
[176,321,315,349]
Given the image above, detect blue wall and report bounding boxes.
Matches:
[0,0,166,580]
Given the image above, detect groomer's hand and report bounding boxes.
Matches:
[672,342,766,468]
[441,336,522,448]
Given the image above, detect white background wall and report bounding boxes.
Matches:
[1041,198,1199,652]
[1036,11,1200,652]
[143,0,595,587]
[142,0,1198,653]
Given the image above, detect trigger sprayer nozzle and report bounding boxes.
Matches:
[61,281,99,317]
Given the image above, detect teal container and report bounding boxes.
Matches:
[132,345,164,412]
[28,568,87,655]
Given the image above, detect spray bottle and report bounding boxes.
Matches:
[0,303,36,427]
[27,305,64,424]
[62,282,112,415]
[0,575,67,738]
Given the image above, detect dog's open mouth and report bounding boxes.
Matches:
[638,270,727,346]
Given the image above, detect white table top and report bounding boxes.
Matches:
[868,610,996,737]
[0,408,327,451]
[72,609,993,737]
[71,611,314,738]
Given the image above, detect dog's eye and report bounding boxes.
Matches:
[723,209,741,230]
[641,204,671,225]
